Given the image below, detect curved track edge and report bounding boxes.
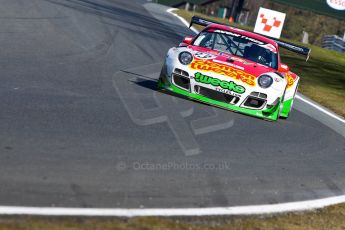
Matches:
[0,195,345,217]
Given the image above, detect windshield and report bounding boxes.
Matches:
[193,29,278,69]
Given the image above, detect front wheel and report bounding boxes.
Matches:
[279,98,294,119]
[280,82,299,119]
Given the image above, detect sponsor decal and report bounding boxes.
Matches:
[194,52,217,60]
[214,30,241,37]
[286,73,295,88]
[327,0,345,10]
[215,88,242,98]
[213,59,245,70]
[189,60,256,86]
[194,72,246,94]
[213,30,265,45]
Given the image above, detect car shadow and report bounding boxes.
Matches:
[122,70,196,102]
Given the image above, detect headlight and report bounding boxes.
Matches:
[258,75,273,88]
[178,52,193,65]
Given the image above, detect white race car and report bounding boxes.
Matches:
[158,16,310,121]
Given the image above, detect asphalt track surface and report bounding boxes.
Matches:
[0,0,344,209]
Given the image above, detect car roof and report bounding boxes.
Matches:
[205,24,279,50]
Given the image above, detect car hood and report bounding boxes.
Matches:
[188,45,276,78]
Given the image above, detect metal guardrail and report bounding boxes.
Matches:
[322,35,345,54]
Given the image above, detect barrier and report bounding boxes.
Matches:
[322,35,345,53]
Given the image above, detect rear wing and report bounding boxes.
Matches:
[189,16,311,61]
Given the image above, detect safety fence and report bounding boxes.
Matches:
[322,35,345,53]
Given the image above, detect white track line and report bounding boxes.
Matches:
[167,8,199,34]
[167,7,345,125]
[1,195,345,216]
[296,94,345,124]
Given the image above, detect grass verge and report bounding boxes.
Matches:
[174,10,345,117]
[0,204,345,229]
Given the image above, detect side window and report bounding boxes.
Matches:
[193,32,214,49]
[193,33,206,46]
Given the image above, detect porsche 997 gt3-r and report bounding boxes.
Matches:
[158,16,311,121]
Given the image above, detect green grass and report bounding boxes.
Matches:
[174,9,345,117]
[281,49,345,116]
[0,204,345,230]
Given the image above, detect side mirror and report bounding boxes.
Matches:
[182,36,193,45]
[278,63,290,72]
